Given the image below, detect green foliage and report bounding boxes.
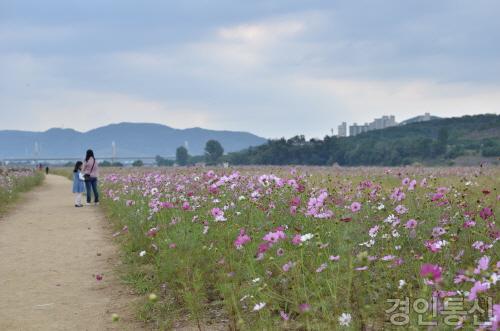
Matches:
[205,140,224,165]
[227,114,500,166]
[100,161,124,167]
[132,160,144,167]
[155,155,175,167]
[175,146,189,166]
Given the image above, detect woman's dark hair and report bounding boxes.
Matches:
[73,161,83,173]
[85,149,95,162]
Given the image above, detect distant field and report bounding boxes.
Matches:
[99,165,499,330]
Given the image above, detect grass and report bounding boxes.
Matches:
[50,167,73,180]
[0,168,45,215]
[100,166,499,330]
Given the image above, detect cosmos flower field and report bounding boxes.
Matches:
[101,166,499,330]
[0,168,44,211]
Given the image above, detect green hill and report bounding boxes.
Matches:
[227,114,500,166]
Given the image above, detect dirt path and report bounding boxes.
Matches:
[0,175,144,331]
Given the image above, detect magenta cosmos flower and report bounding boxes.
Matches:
[420,263,442,283]
[479,207,493,220]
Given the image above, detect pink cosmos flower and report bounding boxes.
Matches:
[234,229,251,249]
[306,190,333,218]
[402,177,410,186]
[292,234,302,245]
[368,225,379,238]
[329,255,340,261]
[408,179,417,190]
[316,263,327,273]
[290,196,301,206]
[425,239,447,253]
[211,207,226,221]
[472,241,493,252]
[437,187,449,194]
[468,281,489,301]
[146,227,159,237]
[350,202,361,213]
[280,311,289,321]
[474,256,490,274]
[160,201,174,209]
[432,226,446,237]
[431,193,444,201]
[454,274,470,284]
[420,263,442,283]
[282,261,295,272]
[463,220,476,228]
[258,242,270,254]
[276,248,285,256]
[395,204,408,215]
[405,219,417,229]
[490,304,500,331]
[182,201,190,210]
[263,230,286,243]
[381,255,396,261]
[390,187,406,202]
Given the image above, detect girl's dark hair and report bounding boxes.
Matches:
[85,149,95,162]
[73,161,83,173]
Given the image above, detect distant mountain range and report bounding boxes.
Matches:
[0,123,267,159]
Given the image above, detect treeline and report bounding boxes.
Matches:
[225,114,500,166]
[155,139,225,167]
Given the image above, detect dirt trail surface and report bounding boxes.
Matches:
[0,175,144,331]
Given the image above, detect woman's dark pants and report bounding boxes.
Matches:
[85,177,99,203]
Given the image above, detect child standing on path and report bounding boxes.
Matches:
[73,161,85,207]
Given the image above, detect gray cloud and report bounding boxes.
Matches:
[1,0,499,138]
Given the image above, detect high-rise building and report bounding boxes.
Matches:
[349,123,369,136]
[337,122,347,137]
[344,115,397,136]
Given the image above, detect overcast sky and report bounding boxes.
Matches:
[1,0,499,138]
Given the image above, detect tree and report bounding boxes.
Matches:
[132,160,144,167]
[155,155,174,167]
[176,146,189,166]
[205,140,224,165]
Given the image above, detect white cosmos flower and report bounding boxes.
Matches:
[253,302,266,311]
[252,277,261,283]
[490,273,498,285]
[398,279,406,289]
[139,250,146,257]
[338,312,352,326]
[300,233,314,242]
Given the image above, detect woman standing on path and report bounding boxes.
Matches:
[83,149,99,205]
